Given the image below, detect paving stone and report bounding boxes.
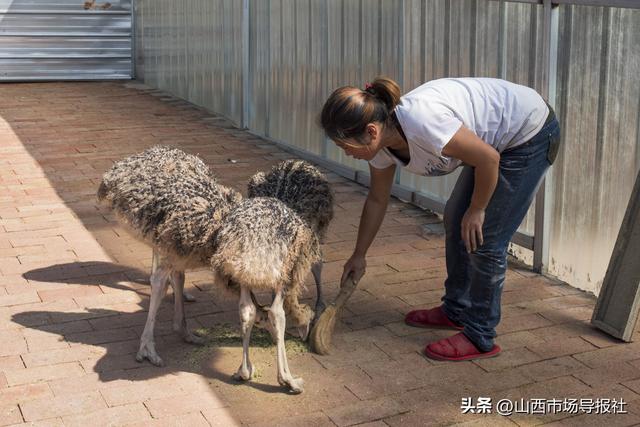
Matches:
[494,375,591,402]
[526,336,598,359]
[0,404,23,427]
[4,362,84,387]
[341,309,405,330]
[449,415,519,426]
[0,383,52,406]
[382,399,471,427]
[495,331,541,351]
[99,377,191,407]
[5,418,64,427]
[0,292,41,308]
[324,396,408,426]
[47,372,130,397]
[513,356,588,382]
[37,285,103,303]
[473,348,543,372]
[496,313,555,335]
[572,341,640,369]
[127,412,212,427]
[200,407,242,427]
[65,327,138,346]
[61,403,150,427]
[0,356,24,373]
[573,360,640,388]
[19,391,106,422]
[143,392,227,418]
[21,345,101,368]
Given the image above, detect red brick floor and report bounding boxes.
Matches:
[1,81,639,426]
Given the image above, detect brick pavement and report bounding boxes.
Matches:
[0,81,639,426]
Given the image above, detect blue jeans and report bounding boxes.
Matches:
[441,116,561,351]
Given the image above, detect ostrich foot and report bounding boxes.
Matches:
[136,341,164,366]
[233,363,254,381]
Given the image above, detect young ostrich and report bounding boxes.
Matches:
[210,160,334,393]
[211,197,321,393]
[97,146,242,366]
[247,159,334,322]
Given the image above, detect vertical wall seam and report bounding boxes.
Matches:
[529,3,538,89]
[358,0,363,81]
[498,0,506,79]
[470,0,477,77]
[396,0,405,185]
[242,0,250,128]
[420,0,426,82]
[266,0,271,136]
[340,0,345,77]
[444,0,450,77]
[377,0,382,75]
[635,88,640,174]
[555,4,573,240]
[593,6,611,237]
[131,0,137,79]
[323,0,330,158]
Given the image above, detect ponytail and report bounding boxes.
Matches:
[320,76,401,141]
[363,77,401,112]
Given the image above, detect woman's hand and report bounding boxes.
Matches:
[461,206,485,253]
[341,254,367,285]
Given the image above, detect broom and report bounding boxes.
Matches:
[309,274,358,355]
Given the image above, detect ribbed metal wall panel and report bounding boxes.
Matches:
[325,1,363,171]
[324,0,404,173]
[133,1,640,295]
[0,0,132,81]
[248,0,269,135]
[134,0,243,124]
[398,0,459,206]
[550,5,640,293]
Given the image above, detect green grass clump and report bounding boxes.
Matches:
[185,323,309,368]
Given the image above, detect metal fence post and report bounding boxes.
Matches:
[242,0,250,129]
[395,0,405,186]
[533,0,559,273]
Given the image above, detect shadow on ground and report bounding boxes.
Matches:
[16,261,318,396]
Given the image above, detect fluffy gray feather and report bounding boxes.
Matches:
[211,197,320,292]
[97,145,241,269]
[248,159,334,240]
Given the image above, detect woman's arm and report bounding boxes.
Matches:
[442,125,500,252]
[342,163,396,284]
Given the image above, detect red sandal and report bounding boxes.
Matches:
[424,332,501,361]
[404,305,464,330]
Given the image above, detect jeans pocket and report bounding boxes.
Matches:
[547,132,561,165]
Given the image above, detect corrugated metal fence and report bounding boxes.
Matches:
[0,0,132,81]
[133,0,640,296]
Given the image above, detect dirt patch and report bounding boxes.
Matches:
[186,324,309,368]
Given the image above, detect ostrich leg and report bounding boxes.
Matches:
[269,289,304,393]
[152,248,195,302]
[137,264,171,366]
[170,270,204,345]
[233,286,257,381]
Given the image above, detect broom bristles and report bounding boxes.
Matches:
[309,275,358,355]
[309,306,337,355]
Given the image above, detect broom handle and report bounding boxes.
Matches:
[333,274,358,309]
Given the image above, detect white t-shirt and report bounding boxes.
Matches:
[369,78,549,176]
